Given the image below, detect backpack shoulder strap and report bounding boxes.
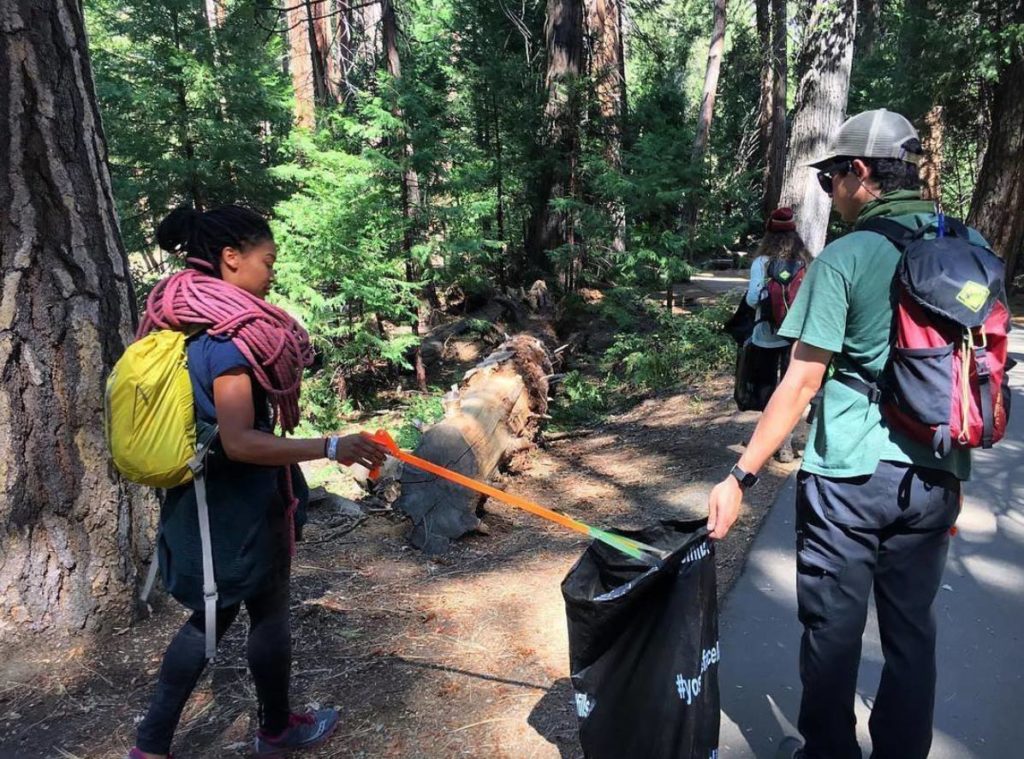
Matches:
[858,217,920,250]
[188,436,219,660]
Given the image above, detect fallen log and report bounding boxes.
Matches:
[394,334,554,553]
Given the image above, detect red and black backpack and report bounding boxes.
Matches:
[836,217,1012,455]
[761,258,806,330]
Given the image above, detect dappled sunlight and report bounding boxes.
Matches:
[953,502,998,543]
[957,552,1024,597]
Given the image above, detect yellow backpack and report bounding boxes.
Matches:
[105,329,222,659]
[105,330,197,488]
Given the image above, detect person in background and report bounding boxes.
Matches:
[744,207,812,462]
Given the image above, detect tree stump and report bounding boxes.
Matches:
[394,335,554,553]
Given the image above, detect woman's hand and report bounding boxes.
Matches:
[334,433,389,469]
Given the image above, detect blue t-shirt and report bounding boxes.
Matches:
[186,334,272,432]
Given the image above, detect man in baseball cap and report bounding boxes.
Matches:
[706,108,990,759]
[808,108,924,169]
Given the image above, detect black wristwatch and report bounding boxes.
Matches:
[730,464,759,491]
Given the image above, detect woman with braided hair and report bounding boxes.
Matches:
[127,205,389,759]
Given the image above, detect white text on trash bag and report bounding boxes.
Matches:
[574,691,596,718]
[675,641,721,705]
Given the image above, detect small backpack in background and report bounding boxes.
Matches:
[838,217,1012,455]
[763,258,806,329]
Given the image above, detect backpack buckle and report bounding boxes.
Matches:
[867,386,883,403]
[187,455,205,476]
[969,327,988,350]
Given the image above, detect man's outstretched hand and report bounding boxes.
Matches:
[707,475,743,539]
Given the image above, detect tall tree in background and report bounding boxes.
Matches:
[671,0,726,310]
[779,0,858,254]
[204,0,226,29]
[919,104,944,201]
[319,0,354,104]
[0,0,150,637]
[969,53,1024,282]
[691,0,727,165]
[756,0,787,213]
[286,0,318,127]
[382,0,428,391]
[354,0,383,76]
[858,0,882,58]
[527,0,584,272]
[587,0,627,254]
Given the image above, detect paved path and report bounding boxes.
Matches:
[718,331,1024,758]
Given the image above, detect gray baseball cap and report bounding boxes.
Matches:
[808,108,923,169]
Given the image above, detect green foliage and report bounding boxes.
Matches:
[268,127,420,422]
[86,0,291,256]
[395,392,446,449]
[84,0,1002,433]
[848,0,1024,218]
[551,371,610,427]
[604,301,735,392]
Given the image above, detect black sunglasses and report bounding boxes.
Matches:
[816,160,854,195]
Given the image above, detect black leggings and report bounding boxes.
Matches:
[136,570,292,754]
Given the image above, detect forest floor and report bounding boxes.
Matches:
[0,271,804,759]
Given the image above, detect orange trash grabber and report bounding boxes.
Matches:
[364,429,668,563]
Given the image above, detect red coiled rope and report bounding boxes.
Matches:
[138,268,315,555]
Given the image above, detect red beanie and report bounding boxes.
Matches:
[767,207,797,233]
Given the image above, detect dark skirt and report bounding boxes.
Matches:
[158,455,308,610]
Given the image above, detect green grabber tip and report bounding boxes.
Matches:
[588,526,663,564]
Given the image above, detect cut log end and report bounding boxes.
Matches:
[394,332,556,553]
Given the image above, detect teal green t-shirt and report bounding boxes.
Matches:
[778,193,973,480]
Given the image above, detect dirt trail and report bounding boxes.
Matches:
[1,378,800,759]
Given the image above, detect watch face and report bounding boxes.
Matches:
[732,466,756,488]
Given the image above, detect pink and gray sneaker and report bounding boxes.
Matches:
[253,708,341,756]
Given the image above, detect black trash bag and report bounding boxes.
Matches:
[562,520,720,759]
[734,338,779,412]
[723,298,756,346]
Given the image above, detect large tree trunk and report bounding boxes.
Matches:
[778,0,858,255]
[286,0,317,128]
[355,0,383,73]
[755,0,787,214]
[968,55,1024,284]
[203,0,226,29]
[691,0,727,164]
[322,0,354,104]
[857,0,882,58]
[0,0,151,637]
[382,0,428,391]
[526,0,584,270]
[919,104,944,202]
[587,0,627,255]
[306,0,353,106]
[394,335,554,553]
[382,0,418,209]
[755,0,771,158]
[310,1,338,104]
[763,0,788,213]
[670,0,726,309]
